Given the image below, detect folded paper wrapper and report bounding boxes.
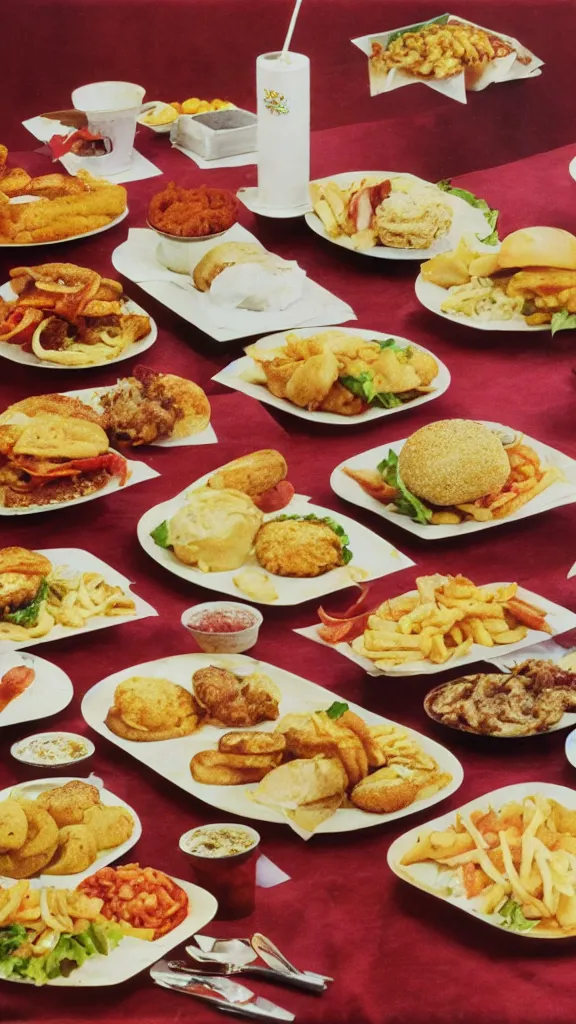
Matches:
[111,225,356,342]
[352,13,543,104]
[22,116,162,183]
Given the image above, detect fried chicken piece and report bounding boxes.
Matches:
[371,347,422,392]
[284,350,339,409]
[0,168,33,197]
[192,666,280,726]
[408,349,439,386]
[342,467,398,504]
[260,357,302,400]
[256,519,344,577]
[318,381,365,416]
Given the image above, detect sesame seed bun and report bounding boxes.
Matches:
[398,419,510,506]
[497,227,576,271]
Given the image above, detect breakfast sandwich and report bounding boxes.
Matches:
[100,365,211,446]
[0,394,127,508]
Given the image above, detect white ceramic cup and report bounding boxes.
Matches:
[72,81,146,174]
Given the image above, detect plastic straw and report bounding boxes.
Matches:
[281,0,304,59]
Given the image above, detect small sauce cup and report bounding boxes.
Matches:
[181,601,263,654]
[179,823,260,919]
[11,731,95,769]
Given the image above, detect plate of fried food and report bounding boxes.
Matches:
[137,449,413,606]
[81,651,462,836]
[0,652,73,727]
[0,546,156,650]
[0,394,159,513]
[0,778,140,886]
[138,97,235,133]
[0,146,128,246]
[425,660,576,738]
[353,16,541,103]
[0,263,157,368]
[113,220,354,342]
[59,367,215,448]
[306,171,493,257]
[389,784,576,938]
[331,419,576,539]
[297,572,576,677]
[212,327,449,425]
[416,227,576,332]
[0,866,216,986]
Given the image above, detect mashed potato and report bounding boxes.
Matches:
[169,488,262,572]
[376,184,453,249]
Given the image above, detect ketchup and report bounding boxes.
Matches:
[189,610,257,634]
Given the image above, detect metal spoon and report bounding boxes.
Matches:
[177,952,327,994]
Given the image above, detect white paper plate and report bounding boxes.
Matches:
[0,286,157,369]
[81,652,463,834]
[61,385,217,448]
[305,171,491,260]
[0,775,141,887]
[137,468,414,606]
[388,782,576,938]
[112,225,355,343]
[0,447,158,516]
[5,875,217,986]
[330,421,576,540]
[0,651,73,727]
[296,582,576,677]
[0,208,129,249]
[414,271,549,331]
[0,547,157,652]
[212,327,450,426]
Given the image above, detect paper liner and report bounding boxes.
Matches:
[0,547,157,651]
[352,14,543,104]
[296,584,576,677]
[111,227,355,343]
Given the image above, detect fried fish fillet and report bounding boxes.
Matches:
[0,181,127,244]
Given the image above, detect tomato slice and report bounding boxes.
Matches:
[317,583,373,626]
[254,480,295,512]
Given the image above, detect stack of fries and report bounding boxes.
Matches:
[400,794,576,934]
[350,574,551,667]
[452,444,562,523]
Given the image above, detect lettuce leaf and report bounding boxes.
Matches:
[273,513,353,564]
[5,578,48,628]
[436,179,499,245]
[340,371,404,409]
[377,450,433,524]
[0,924,27,959]
[0,922,124,986]
[150,520,171,548]
[498,899,537,932]
[551,310,576,336]
[325,701,349,719]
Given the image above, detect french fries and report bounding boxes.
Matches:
[399,794,576,935]
[350,574,552,668]
[370,22,514,81]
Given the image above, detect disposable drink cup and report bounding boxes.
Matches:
[72,81,146,174]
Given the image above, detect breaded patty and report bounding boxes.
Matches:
[82,804,134,850]
[255,519,344,577]
[36,781,100,828]
[106,675,199,740]
[0,571,43,612]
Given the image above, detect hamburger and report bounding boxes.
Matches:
[0,395,127,508]
[0,546,52,628]
[423,226,576,330]
[375,419,513,525]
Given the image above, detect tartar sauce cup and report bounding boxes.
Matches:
[179,823,261,919]
[181,601,263,654]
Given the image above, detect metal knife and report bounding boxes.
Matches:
[150,959,295,1021]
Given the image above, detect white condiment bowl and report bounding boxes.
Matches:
[137,101,179,133]
[11,731,95,768]
[147,221,232,274]
[179,823,261,861]
[181,601,263,653]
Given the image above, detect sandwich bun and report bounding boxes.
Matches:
[0,394,102,427]
[152,373,211,438]
[10,414,109,460]
[398,419,510,506]
[497,226,576,271]
[208,450,287,499]
[193,242,267,292]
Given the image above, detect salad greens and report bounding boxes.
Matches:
[0,921,124,985]
[273,513,353,565]
[150,520,171,549]
[376,450,432,525]
[498,899,537,933]
[436,179,499,246]
[5,579,48,628]
[324,701,350,720]
[340,372,405,409]
[550,310,576,336]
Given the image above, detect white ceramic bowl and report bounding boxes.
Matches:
[179,822,261,861]
[181,601,263,653]
[11,731,95,768]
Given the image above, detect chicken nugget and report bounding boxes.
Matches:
[82,804,134,850]
[0,800,28,852]
[218,731,286,756]
[36,781,100,828]
[44,824,98,875]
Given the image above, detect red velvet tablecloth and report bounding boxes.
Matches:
[2,130,576,1024]
[4,0,576,177]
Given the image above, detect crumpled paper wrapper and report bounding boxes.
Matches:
[352,13,543,104]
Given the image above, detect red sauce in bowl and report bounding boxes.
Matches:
[189,609,257,634]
